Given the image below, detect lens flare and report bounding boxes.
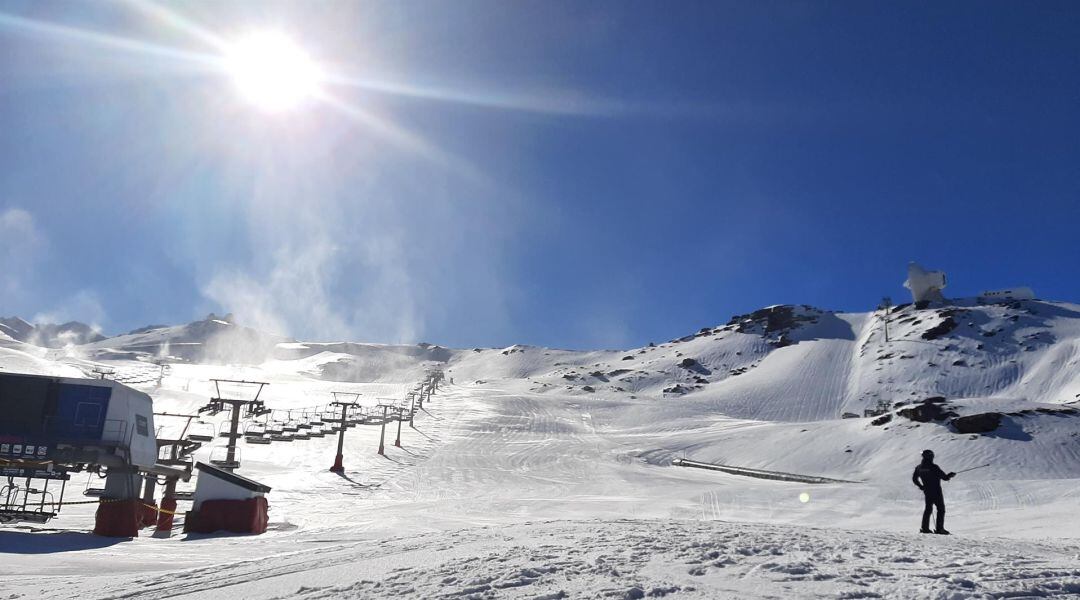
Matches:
[799,492,810,503]
[224,31,321,112]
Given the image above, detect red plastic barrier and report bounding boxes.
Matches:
[94,499,141,538]
[184,497,268,535]
[139,502,158,528]
[156,497,177,533]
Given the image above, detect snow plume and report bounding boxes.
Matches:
[31,290,108,332]
[203,232,425,344]
[0,207,45,300]
[183,79,521,346]
[202,240,350,340]
[30,290,107,355]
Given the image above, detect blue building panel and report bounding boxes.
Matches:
[48,384,112,440]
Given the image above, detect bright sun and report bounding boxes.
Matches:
[224,32,321,113]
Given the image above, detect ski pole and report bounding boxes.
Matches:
[955,464,990,474]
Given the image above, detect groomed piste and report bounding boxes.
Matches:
[2,297,1080,598]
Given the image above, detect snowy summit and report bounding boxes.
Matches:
[3,293,1080,598]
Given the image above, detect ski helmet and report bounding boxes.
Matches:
[922,449,934,459]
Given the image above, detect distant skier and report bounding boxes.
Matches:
[912,449,955,534]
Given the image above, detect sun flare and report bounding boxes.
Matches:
[224,31,321,112]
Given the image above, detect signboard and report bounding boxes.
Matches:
[0,467,68,480]
[0,443,49,458]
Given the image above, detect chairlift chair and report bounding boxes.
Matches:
[244,422,271,444]
[186,421,215,442]
[209,446,241,470]
[2,479,62,524]
[83,472,106,497]
[282,411,301,433]
[264,411,285,435]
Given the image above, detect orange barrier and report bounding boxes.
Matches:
[93,498,141,538]
[184,497,268,535]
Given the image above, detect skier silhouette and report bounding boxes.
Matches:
[912,449,955,534]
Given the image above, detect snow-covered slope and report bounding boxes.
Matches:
[0,316,105,348]
[76,314,292,363]
[2,298,1079,598]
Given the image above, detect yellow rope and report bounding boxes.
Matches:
[57,498,185,515]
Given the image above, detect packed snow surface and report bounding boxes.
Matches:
[2,299,1080,598]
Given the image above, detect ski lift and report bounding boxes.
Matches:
[319,407,338,423]
[186,421,215,442]
[1,472,68,524]
[346,408,365,426]
[264,411,285,435]
[209,446,241,470]
[296,409,315,430]
[245,422,271,444]
[83,471,106,497]
[282,411,301,433]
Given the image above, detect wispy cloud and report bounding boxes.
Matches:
[0,207,46,302]
[202,241,348,341]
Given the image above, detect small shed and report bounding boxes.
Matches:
[185,462,271,534]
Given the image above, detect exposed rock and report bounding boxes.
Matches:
[898,398,957,422]
[726,305,821,338]
[951,412,1003,434]
[771,334,792,348]
[922,316,957,340]
[871,413,893,426]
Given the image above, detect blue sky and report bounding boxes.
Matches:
[1,1,1078,349]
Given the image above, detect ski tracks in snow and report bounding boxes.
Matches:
[39,520,1080,600]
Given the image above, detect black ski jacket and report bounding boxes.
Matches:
[912,460,953,494]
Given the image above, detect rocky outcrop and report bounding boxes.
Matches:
[897,397,958,422]
[951,412,1003,434]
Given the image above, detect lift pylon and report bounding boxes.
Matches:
[328,392,361,473]
[197,379,269,471]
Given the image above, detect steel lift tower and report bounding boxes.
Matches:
[328,392,361,473]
